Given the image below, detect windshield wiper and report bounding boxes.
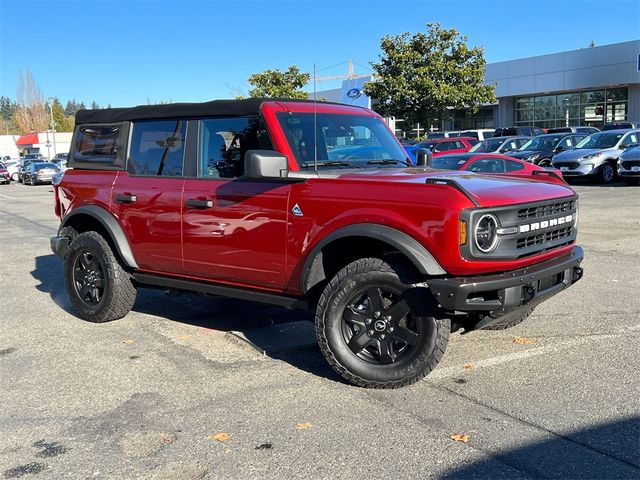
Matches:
[300,161,362,169]
[366,159,412,166]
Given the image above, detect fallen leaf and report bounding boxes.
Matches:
[513,336,536,345]
[208,433,231,442]
[463,363,476,370]
[296,422,314,430]
[176,335,193,341]
[122,339,136,346]
[450,433,470,443]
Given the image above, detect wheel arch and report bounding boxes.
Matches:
[300,223,445,295]
[60,205,138,269]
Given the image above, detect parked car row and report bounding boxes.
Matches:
[1,152,68,185]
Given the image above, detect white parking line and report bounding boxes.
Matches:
[0,192,16,199]
[426,325,640,382]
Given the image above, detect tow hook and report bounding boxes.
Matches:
[572,267,584,283]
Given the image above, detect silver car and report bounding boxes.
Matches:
[468,136,529,154]
[618,145,640,185]
[551,129,640,183]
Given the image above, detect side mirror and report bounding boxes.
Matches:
[244,150,289,179]
[554,145,566,153]
[416,148,432,167]
[619,143,630,150]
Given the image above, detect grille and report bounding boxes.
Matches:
[517,200,575,220]
[621,160,640,170]
[556,162,580,170]
[517,226,573,249]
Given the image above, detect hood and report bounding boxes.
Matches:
[332,168,574,208]
[553,147,613,161]
[510,149,551,159]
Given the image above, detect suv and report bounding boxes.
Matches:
[414,137,477,156]
[493,126,545,137]
[51,99,584,388]
[509,133,587,167]
[552,129,639,183]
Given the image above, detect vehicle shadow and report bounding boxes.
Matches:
[32,254,340,383]
[441,416,640,479]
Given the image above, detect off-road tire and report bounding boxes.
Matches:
[482,307,534,330]
[64,231,136,323]
[315,257,450,388]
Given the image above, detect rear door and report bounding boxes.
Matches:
[111,120,186,274]
[181,116,289,289]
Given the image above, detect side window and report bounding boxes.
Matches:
[625,133,639,146]
[466,158,506,173]
[558,137,573,149]
[505,160,525,172]
[73,125,120,164]
[516,138,528,148]
[199,116,273,179]
[129,120,186,176]
[467,139,479,146]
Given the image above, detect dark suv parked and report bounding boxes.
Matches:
[493,126,545,137]
[50,98,584,388]
[509,133,587,167]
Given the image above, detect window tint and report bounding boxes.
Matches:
[199,116,272,179]
[505,160,525,172]
[558,137,573,149]
[73,125,119,164]
[129,120,186,176]
[624,133,639,146]
[466,158,506,173]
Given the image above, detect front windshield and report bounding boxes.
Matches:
[431,155,467,170]
[277,112,408,168]
[469,139,503,153]
[519,135,562,151]
[575,132,624,149]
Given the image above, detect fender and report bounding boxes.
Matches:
[301,223,446,292]
[60,205,138,269]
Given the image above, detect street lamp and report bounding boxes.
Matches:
[47,97,57,158]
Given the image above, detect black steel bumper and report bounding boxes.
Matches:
[50,234,70,259]
[427,246,584,313]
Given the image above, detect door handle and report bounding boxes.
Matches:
[186,198,213,209]
[115,193,137,203]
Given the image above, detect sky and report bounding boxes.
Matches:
[1,0,639,108]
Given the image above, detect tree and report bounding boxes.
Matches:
[247,66,310,99]
[14,68,49,133]
[91,100,100,109]
[363,23,495,129]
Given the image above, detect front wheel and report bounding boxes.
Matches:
[10,172,18,181]
[599,163,615,184]
[315,257,450,388]
[64,231,137,322]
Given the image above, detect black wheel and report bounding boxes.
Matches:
[599,163,615,184]
[64,231,137,322]
[538,159,551,167]
[315,257,450,388]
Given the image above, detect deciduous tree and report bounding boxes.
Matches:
[364,23,495,129]
[14,69,48,133]
[247,66,310,100]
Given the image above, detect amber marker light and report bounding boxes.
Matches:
[459,220,467,245]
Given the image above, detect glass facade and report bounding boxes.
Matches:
[448,106,495,130]
[514,87,628,128]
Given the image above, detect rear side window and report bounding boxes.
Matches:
[73,125,119,164]
[505,160,525,171]
[129,120,186,176]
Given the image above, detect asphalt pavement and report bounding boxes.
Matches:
[0,180,638,479]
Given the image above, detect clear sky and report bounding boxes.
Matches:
[1,0,639,108]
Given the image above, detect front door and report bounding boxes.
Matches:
[111,119,186,274]
[181,116,288,289]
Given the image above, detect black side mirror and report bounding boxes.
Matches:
[554,145,566,153]
[416,148,432,167]
[244,150,289,179]
[619,143,630,150]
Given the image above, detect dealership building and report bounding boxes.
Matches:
[315,40,640,132]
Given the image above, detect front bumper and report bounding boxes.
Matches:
[427,246,584,314]
[553,162,599,177]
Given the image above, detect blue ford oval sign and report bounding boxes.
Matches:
[346,88,362,99]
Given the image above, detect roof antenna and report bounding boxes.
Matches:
[313,62,318,172]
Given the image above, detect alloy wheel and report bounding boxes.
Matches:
[72,250,106,306]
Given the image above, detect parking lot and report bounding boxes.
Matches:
[0,180,638,479]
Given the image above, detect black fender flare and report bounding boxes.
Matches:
[60,205,138,269]
[300,223,446,292]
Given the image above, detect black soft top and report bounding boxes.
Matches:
[75,98,344,124]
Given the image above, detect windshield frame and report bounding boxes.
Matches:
[276,112,408,169]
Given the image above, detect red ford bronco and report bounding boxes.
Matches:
[51,98,583,388]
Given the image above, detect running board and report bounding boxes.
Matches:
[132,273,308,310]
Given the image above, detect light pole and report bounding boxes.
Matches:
[47,97,57,157]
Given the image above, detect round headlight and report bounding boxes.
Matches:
[474,214,499,253]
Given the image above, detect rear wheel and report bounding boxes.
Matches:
[64,231,137,322]
[10,173,18,181]
[537,159,551,167]
[315,257,449,388]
